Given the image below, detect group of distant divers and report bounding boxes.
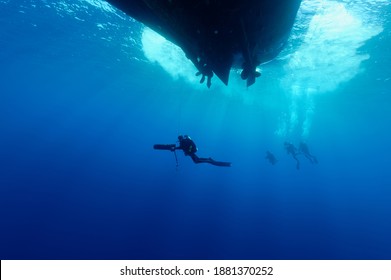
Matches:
[268,142,318,170]
[154,135,318,170]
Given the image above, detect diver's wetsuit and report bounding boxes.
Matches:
[266,151,278,165]
[299,142,318,164]
[177,135,231,167]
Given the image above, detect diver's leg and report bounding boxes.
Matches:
[305,153,318,164]
[201,157,231,167]
[304,154,313,163]
[293,155,300,170]
[209,160,231,167]
[190,154,200,163]
[192,155,231,167]
[191,155,212,164]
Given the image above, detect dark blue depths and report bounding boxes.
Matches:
[0,0,391,259]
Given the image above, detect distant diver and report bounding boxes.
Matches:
[266,151,278,165]
[299,142,318,164]
[284,142,300,170]
[154,135,231,167]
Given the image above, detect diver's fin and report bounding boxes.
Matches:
[213,161,231,167]
[209,158,231,167]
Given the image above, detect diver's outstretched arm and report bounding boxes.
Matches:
[293,155,300,170]
[154,144,176,151]
[153,144,183,152]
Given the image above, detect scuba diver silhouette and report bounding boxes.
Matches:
[266,151,278,165]
[154,135,231,167]
[299,142,318,164]
[284,142,300,170]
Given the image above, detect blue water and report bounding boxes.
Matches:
[1,0,391,260]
